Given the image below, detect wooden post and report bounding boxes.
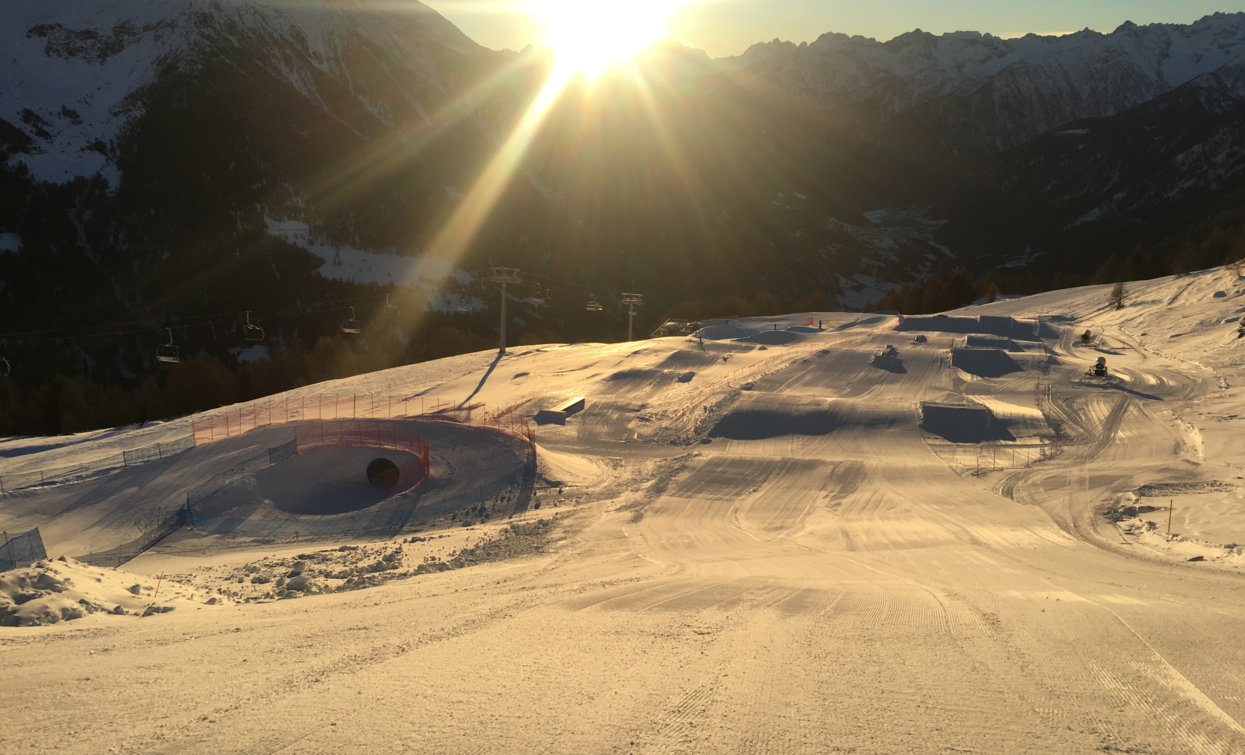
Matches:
[1167,499,1174,538]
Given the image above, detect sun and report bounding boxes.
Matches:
[526,0,681,80]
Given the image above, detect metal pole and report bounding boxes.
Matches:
[488,268,522,355]
[622,293,644,341]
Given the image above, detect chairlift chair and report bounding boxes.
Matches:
[385,295,399,318]
[243,311,265,344]
[156,327,181,364]
[586,294,604,313]
[340,306,362,335]
[0,356,10,377]
[455,288,473,314]
[530,285,546,305]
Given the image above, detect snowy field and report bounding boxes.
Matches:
[3,266,1245,752]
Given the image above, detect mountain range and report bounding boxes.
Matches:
[3,1,1245,389]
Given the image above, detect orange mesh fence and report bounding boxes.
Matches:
[192,394,533,451]
[295,420,431,491]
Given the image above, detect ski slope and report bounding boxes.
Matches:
[2,266,1245,753]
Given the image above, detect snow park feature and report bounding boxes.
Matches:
[3,267,1245,752]
[367,458,401,489]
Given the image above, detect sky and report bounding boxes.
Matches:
[422,0,1245,58]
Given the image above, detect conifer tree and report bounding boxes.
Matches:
[1109,282,1127,310]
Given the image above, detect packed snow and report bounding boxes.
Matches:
[2,265,1245,751]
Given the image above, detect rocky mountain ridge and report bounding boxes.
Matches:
[730,13,1245,150]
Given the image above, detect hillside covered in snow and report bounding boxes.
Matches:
[2,266,1245,751]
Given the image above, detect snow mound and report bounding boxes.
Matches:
[699,324,760,340]
[658,350,721,369]
[920,402,1015,443]
[964,335,1019,351]
[535,444,609,489]
[741,329,807,346]
[175,521,558,604]
[1,558,214,627]
[608,368,667,382]
[951,348,1024,377]
[898,314,1052,341]
[870,345,905,373]
[711,396,906,440]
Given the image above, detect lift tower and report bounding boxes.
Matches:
[489,267,523,354]
[622,293,644,342]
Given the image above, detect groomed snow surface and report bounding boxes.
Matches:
[3,266,1245,752]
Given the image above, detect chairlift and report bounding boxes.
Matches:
[455,288,473,314]
[530,285,546,305]
[586,294,604,313]
[0,356,10,377]
[243,311,265,344]
[384,294,399,318]
[156,328,181,364]
[340,306,362,335]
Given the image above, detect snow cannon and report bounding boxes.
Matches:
[366,458,401,489]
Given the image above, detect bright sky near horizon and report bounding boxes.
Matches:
[423,1,1245,58]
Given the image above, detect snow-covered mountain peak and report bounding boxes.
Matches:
[728,12,1245,148]
[1,0,489,185]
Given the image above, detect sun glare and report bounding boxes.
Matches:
[526,0,681,79]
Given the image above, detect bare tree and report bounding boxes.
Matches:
[1109,282,1127,310]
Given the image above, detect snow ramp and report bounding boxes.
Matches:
[897,314,1055,341]
[920,402,1015,443]
[950,348,1023,377]
[710,395,909,440]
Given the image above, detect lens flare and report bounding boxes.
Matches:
[526,0,682,80]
